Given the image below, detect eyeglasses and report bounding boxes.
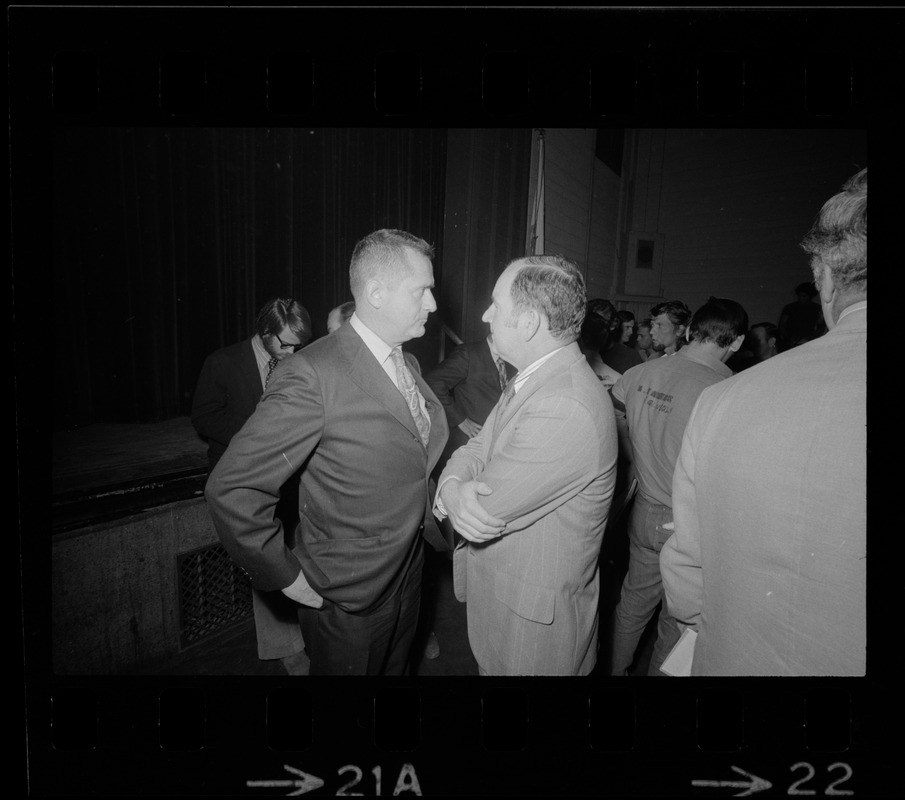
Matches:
[274,334,305,352]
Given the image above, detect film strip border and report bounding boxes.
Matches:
[10,7,892,126]
[15,7,897,797]
[38,48,870,123]
[31,680,888,795]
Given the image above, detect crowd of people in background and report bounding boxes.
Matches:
[614,281,825,375]
[193,168,866,677]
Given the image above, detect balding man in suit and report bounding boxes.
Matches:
[435,254,617,676]
[661,168,867,675]
[206,229,449,675]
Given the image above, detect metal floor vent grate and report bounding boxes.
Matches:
[177,543,253,648]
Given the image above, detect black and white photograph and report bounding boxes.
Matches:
[14,5,896,797]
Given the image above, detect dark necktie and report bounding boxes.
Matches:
[496,357,509,392]
[389,348,431,447]
[265,356,279,386]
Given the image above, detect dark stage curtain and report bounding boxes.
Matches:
[440,129,532,346]
[53,127,447,430]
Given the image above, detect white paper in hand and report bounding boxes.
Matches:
[660,627,697,676]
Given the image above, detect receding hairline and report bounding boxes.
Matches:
[503,256,573,293]
[349,230,435,297]
[351,244,416,295]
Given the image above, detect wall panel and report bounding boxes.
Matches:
[624,128,866,323]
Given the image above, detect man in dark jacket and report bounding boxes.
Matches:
[192,297,312,674]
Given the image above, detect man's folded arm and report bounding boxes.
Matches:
[468,394,613,534]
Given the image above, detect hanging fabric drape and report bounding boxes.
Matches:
[52,127,447,429]
[526,128,545,255]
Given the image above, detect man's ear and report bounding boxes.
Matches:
[818,263,837,307]
[680,325,690,342]
[521,309,542,341]
[364,278,384,309]
[728,334,745,353]
[818,263,838,330]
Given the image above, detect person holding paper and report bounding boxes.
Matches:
[608,297,748,676]
[660,169,867,676]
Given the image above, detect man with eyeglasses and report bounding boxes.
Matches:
[661,169,867,676]
[192,296,313,675]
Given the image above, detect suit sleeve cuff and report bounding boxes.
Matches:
[433,476,462,518]
[445,406,467,428]
[282,568,313,594]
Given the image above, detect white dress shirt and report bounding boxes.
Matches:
[349,313,429,419]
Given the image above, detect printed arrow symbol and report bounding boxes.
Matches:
[692,765,772,796]
[247,765,325,796]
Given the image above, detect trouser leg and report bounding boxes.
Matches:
[298,545,423,676]
[251,588,306,660]
[609,497,673,675]
[647,590,682,676]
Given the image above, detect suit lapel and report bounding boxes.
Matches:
[338,324,424,445]
[488,343,583,453]
[240,338,264,399]
[410,359,448,465]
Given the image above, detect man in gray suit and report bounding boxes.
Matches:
[661,168,867,675]
[435,254,617,676]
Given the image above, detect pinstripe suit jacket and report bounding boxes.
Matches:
[439,343,618,675]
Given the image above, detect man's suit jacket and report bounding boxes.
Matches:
[192,337,307,659]
[661,303,866,676]
[205,321,450,616]
[191,338,263,468]
[439,343,618,675]
[426,340,516,455]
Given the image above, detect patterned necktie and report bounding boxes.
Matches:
[265,356,279,386]
[492,375,517,434]
[496,357,508,392]
[500,375,516,408]
[389,347,431,447]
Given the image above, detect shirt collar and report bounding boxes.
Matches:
[513,346,565,393]
[675,345,733,377]
[349,312,395,366]
[251,333,269,365]
[837,300,867,323]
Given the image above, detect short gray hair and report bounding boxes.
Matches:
[349,229,434,298]
[507,254,587,342]
[800,168,867,296]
